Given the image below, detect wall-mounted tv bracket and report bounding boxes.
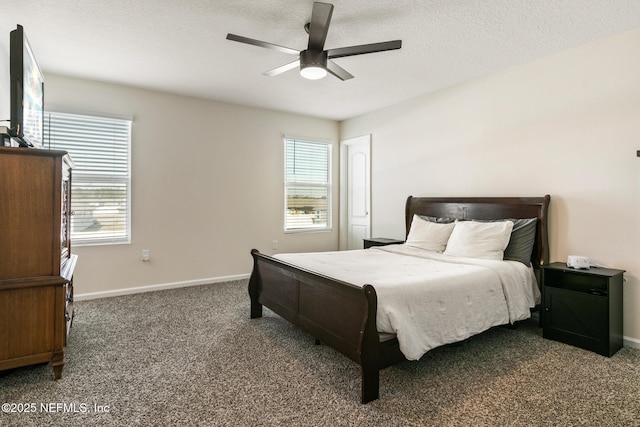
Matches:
[0,124,18,137]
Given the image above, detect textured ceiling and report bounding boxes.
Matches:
[0,0,639,121]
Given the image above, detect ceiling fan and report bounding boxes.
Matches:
[226,2,402,81]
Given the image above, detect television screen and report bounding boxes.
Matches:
[10,24,44,148]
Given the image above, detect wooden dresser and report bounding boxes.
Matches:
[0,146,77,379]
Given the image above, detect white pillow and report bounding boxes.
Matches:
[443,220,514,260]
[405,215,455,252]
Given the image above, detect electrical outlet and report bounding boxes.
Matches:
[272,240,278,250]
[142,249,150,261]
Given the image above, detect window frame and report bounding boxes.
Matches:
[283,136,332,233]
[45,111,132,246]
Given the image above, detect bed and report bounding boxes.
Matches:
[248,195,550,403]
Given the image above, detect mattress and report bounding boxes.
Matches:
[275,244,539,360]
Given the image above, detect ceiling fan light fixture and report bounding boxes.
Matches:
[300,49,328,80]
[300,65,327,80]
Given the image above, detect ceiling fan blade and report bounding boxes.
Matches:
[327,40,402,59]
[307,2,334,51]
[226,33,299,55]
[262,59,301,77]
[325,60,354,81]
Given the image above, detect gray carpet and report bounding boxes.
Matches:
[1,279,639,426]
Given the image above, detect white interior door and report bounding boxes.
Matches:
[341,135,371,250]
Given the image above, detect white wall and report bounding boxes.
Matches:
[340,28,640,345]
[44,75,339,296]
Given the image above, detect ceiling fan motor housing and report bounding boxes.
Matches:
[300,49,327,69]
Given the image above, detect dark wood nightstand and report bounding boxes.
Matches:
[363,237,404,249]
[542,262,624,357]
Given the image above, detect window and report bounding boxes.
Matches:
[45,111,131,245]
[284,137,332,232]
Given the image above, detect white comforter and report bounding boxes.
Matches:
[274,244,540,361]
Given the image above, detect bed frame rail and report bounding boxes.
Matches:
[249,249,385,403]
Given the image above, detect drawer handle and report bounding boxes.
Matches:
[589,288,608,296]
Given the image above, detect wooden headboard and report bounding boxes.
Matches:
[405,196,551,269]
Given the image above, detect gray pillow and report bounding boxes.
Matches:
[503,218,537,265]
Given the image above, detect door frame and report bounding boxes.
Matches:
[339,134,371,250]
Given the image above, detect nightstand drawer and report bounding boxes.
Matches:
[543,269,609,295]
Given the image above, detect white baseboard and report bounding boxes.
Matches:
[623,335,640,349]
[74,274,251,301]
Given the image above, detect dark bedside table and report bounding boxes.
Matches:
[363,237,404,249]
[542,262,624,357]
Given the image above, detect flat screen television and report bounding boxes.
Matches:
[10,24,44,148]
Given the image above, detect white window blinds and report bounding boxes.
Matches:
[284,137,331,232]
[45,112,131,245]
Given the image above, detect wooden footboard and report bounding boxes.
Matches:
[249,249,395,403]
